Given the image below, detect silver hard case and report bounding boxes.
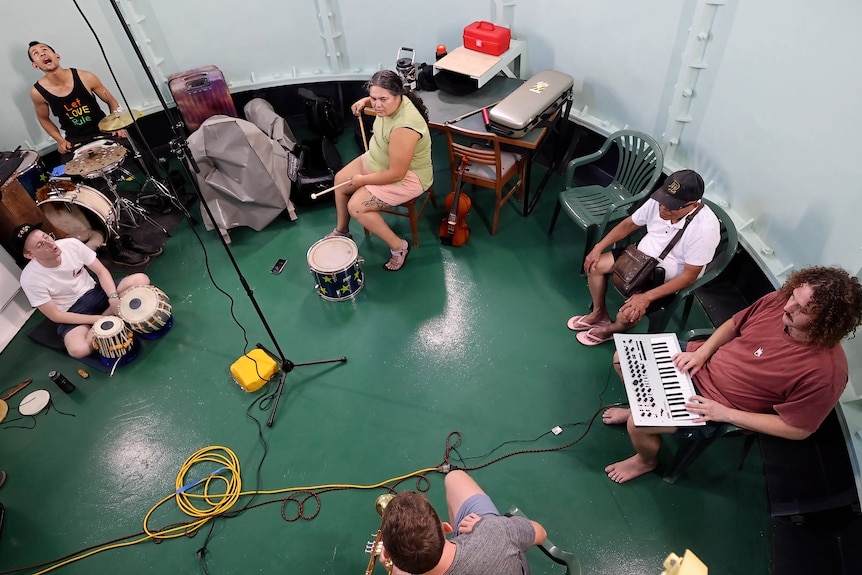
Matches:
[487,70,573,138]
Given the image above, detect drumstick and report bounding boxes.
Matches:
[310,180,352,200]
[1,378,32,401]
[358,115,369,153]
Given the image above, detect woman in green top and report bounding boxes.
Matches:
[326,70,433,271]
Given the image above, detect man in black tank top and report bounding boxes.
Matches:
[28,42,124,159]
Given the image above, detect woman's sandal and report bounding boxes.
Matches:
[383,240,410,271]
[326,228,353,240]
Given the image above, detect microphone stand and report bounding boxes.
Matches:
[108,1,347,426]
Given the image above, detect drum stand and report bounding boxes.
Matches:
[123,132,195,224]
[97,166,168,236]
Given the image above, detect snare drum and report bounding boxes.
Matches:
[14,150,48,199]
[37,183,116,241]
[307,237,364,301]
[119,285,173,339]
[92,315,139,367]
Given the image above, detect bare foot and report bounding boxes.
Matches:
[602,407,631,425]
[605,455,657,483]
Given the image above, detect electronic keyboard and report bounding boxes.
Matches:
[613,333,704,427]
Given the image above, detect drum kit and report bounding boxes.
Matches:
[29,108,191,240]
[91,284,173,368]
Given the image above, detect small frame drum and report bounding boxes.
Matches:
[307,237,364,301]
[14,150,48,200]
[92,315,139,367]
[119,285,173,339]
[37,182,116,241]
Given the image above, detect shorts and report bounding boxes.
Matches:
[359,155,424,206]
[453,494,500,536]
[57,287,108,338]
[675,420,720,440]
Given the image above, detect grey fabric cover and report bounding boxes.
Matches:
[187,114,297,242]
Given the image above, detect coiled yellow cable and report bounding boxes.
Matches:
[31,445,436,574]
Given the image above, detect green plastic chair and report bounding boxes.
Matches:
[638,198,740,333]
[505,506,582,575]
[663,329,756,484]
[549,130,664,265]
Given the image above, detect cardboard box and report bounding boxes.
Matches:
[463,21,511,56]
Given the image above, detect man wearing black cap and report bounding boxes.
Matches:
[566,169,720,345]
[12,223,149,358]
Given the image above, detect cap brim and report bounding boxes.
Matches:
[651,189,686,210]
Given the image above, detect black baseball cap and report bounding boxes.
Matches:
[652,169,705,210]
[11,222,43,255]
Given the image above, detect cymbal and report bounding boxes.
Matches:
[98,109,141,132]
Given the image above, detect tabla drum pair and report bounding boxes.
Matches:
[307,237,364,301]
[118,285,173,339]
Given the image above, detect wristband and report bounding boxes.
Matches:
[108,292,119,299]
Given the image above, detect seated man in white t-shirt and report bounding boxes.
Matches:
[566,170,721,346]
[12,223,149,358]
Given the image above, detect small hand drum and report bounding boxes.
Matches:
[118,285,173,339]
[92,315,139,367]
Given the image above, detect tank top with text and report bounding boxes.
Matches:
[33,68,106,141]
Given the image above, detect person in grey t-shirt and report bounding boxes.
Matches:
[380,470,546,574]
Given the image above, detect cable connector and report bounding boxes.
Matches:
[551,426,563,436]
[438,463,451,474]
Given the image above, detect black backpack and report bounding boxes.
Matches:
[298,88,344,141]
[288,136,343,205]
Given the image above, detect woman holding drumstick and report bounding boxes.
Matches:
[324,70,432,271]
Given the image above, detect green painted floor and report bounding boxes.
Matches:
[0,138,771,574]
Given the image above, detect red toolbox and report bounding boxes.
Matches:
[168,65,237,132]
[463,21,511,56]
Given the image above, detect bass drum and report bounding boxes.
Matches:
[36,182,116,244]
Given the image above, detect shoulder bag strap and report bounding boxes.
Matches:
[657,202,704,260]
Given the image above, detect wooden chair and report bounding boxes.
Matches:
[362,185,437,247]
[444,124,526,236]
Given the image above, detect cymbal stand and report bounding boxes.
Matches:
[123,130,194,223]
[97,166,168,236]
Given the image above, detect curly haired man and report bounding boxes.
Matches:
[603,265,862,483]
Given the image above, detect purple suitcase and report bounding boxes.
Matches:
[168,65,237,132]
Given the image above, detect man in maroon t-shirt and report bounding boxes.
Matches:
[602,266,862,483]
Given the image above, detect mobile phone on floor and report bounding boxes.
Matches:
[271,258,287,274]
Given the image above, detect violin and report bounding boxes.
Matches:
[440,156,471,246]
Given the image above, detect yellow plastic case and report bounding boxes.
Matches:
[230,349,279,392]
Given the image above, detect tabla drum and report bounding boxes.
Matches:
[119,285,173,339]
[307,236,364,301]
[13,150,48,200]
[37,182,116,241]
[92,315,139,367]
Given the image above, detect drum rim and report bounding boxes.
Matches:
[93,315,126,337]
[36,184,115,224]
[307,236,360,273]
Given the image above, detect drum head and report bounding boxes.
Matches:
[307,237,358,273]
[13,150,39,173]
[19,389,50,416]
[120,286,164,322]
[0,400,7,423]
[93,315,125,337]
